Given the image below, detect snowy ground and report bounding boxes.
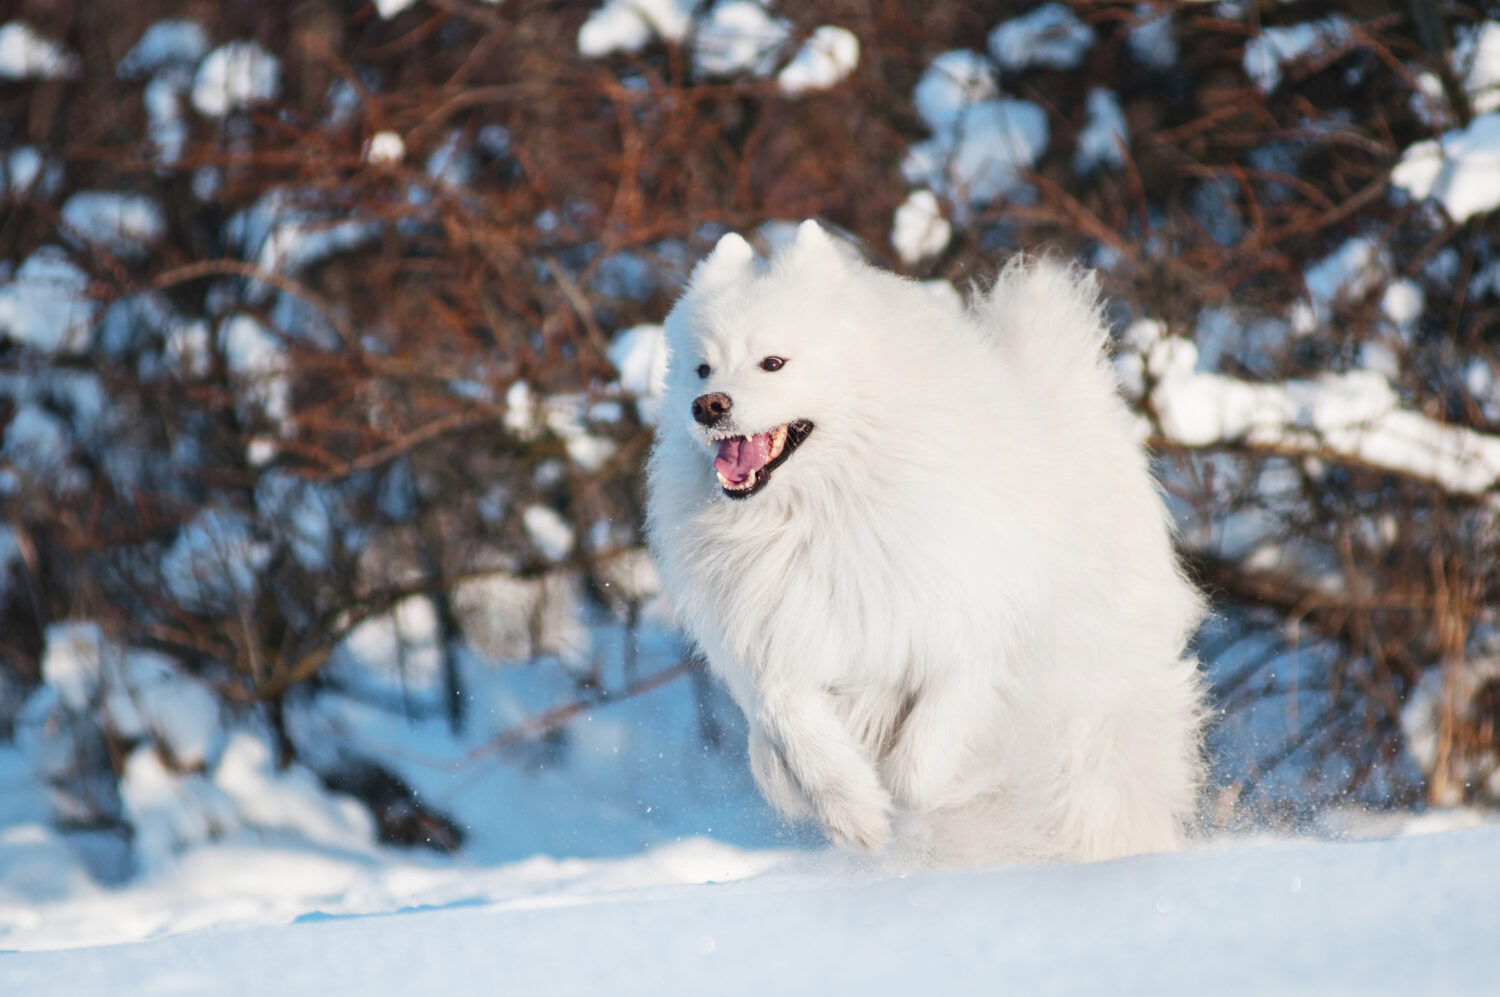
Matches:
[4,613,1496,991]
[5,820,1498,995]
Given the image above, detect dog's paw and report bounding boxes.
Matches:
[814,781,895,852]
[749,729,812,818]
[880,730,962,813]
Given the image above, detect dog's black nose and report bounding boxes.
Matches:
[692,392,732,426]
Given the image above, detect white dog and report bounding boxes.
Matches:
[645,221,1206,864]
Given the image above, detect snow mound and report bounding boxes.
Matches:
[3,826,1498,995]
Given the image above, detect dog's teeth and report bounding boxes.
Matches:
[769,425,788,460]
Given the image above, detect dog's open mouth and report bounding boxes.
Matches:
[712,420,813,499]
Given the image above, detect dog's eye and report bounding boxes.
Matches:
[759,356,786,372]
[695,363,711,379]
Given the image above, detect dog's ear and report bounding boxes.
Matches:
[787,219,847,275]
[690,232,755,290]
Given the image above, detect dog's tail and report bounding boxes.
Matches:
[976,256,1117,400]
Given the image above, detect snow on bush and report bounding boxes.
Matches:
[1243,16,1353,93]
[903,97,1049,210]
[891,189,952,264]
[0,21,78,80]
[987,4,1095,73]
[160,507,268,613]
[0,248,98,355]
[692,1,791,78]
[578,0,696,57]
[777,26,859,94]
[60,192,166,260]
[912,50,998,131]
[2,146,62,198]
[116,19,208,80]
[1073,88,1127,174]
[191,41,281,118]
[1391,112,1500,222]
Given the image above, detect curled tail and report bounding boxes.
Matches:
[976,256,1119,402]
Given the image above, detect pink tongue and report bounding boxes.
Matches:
[714,432,774,484]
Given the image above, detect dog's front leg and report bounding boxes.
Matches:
[758,689,894,850]
[880,674,993,812]
[747,724,812,818]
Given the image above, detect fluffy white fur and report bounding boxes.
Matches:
[645,221,1207,864]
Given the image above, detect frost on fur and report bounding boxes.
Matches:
[646,222,1207,864]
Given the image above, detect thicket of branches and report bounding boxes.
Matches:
[2,0,1498,854]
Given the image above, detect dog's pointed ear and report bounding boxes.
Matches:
[787,219,846,275]
[690,232,755,289]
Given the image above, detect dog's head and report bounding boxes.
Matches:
[661,220,857,501]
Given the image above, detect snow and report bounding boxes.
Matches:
[219,314,292,432]
[143,76,189,164]
[1289,235,1388,335]
[160,506,268,612]
[191,42,281,118]
[1243,16,1352,93]
[692,1,791,78]
[912,50,998,131]
[4,824,1498,995]
[117,19,209,80]
[903,98,1050,210]
[1456,20,1500,115]
[60,192,167,259]
[777,26,859,95]
[1,404,73,489]
[0,247,98,355]
[40,622,111,714]
[1139,328,1500,496]
[987,4,1095,73]
[523,504,576,562]
[1073,87,1128,173]
[363,130,405,165]
[891,188,951,265]
[373,0,421,18]
[577,0,696,58]
[607,323,668,423]
[0,21,78,80]
[1127,4,1177,70]
[229,189,380,277]
[2,146,63,198]
[113,651,221,770]
[1391,112,1500,223]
